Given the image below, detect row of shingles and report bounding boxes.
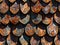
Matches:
[0,0,9,45]
[52,1,60,45]
[30,0,43,45]
[20,0,32,45]
[8,0,29,45]
[7,0,31,45]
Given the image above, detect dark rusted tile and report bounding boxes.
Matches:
[54,13,60,24]
[32,14,42,24]
[42,17,51,25]
[34,27,46,37]
[20,3,30,14]
[42,1,52,14]
[47,17,58,37]
[0,26,10,36]
[41,37,53,45]
[19,35,28,45]
[10,15,20,24]
[54,35,60,45]
[10,2,19,14]
[30,37,40,45]
[7,34,17,45]
[19,15,30,24]
[0,1,9,14]
[25,24,35,36]
[13,28,24,36]
[1,14,11,25]
[31,1,42,13]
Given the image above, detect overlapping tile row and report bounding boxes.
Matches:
[0,0,60,45]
